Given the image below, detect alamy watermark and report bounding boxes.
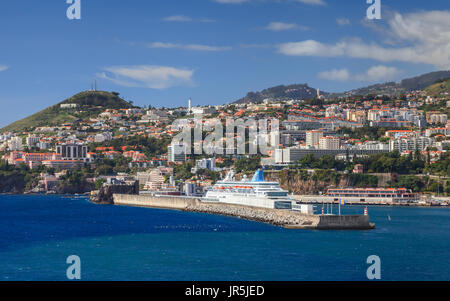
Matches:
[366,255,381,280]
[366,0,381,20]
[66,0,81,20]
[171,117,280,156]
[66,255,81,280]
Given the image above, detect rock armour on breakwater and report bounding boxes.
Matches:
[185,202,320,227]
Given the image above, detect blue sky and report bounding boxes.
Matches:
[0,0,449,127]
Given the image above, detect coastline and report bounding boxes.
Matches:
[4,192,447,208]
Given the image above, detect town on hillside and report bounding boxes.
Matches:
[1,82,449,206]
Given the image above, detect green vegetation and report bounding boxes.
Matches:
[425,78,450,97]
[282,151,449,193]
[234,156,261,173]
[388,175,450,194]
[338,126,396,142]
[345,174,378,188]
[57,169,94,194]
[90,135,171,159]
[1,91,133,133]
[291,154,345,171]
[0,163,29,193]
[424,156,450,176]
[195,168,221,182]
[0,162,52,193]
[94,158,129,176]
[354,152,426,174]
[95,178,107,190]
[174,162,193,180]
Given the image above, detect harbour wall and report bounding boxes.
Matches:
[112,193,196,210]
[113,194,374,230]
[316,215,372,230]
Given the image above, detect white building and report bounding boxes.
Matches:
[319,136,341,150]
[389,137,434,152]
[168,143,186,162]
[56,143,88,160]
[94,132,112,143]
[274,149,285,164]
[360,141,389,151]
[26,135,41,148]
[191,106,217,115]
[425,127,450,137]
[306,130,323,147]
[185,182,196,196]
[0,132,13,142]
[60,103,78,109]
[428,114,448,124]
[195,158,216,171]
[8,137,23,151]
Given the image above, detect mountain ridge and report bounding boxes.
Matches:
[233,70,450,103]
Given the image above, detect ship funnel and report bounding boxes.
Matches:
[251,169,265,182]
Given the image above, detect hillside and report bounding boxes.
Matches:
[234,83,327,104]
[338,70,450,97]
[1,91,133,133]
[424,78,450,97]
[234,71,450,103]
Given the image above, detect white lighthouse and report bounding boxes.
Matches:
[188,98,192,114]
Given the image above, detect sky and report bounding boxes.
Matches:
[0,0,449,127]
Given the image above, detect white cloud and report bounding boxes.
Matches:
[265,22,308,32]
[240,43,273,49]
[163,15,192,22]
[318,69,350,82]
[214,0,325,4]
[278,10,450,69]
[213,0,248,3]
[98,65,195,90]
[336,18,350,26]
[357,65,401,82]
[318,65,401,82]
[147,42,231,52]
[0,65,8,72]
[294,0,326,6]
[163,15,215,23]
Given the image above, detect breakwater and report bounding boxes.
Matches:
[113,194,374,230]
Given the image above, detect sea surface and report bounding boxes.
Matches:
[0,194,449,281]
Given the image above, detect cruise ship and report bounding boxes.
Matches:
[204,169,294,210]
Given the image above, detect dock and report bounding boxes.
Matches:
[111,194,375,230]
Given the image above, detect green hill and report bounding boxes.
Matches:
[1,91,133,133]
[424,78,450,97]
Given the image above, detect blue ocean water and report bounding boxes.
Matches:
[0,194,449,281]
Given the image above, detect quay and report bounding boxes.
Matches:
[111,194,375,230]
[291,195,448,207]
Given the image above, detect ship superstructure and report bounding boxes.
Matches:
[204,169,293,209]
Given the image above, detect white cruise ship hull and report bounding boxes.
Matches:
[204,192,292,209]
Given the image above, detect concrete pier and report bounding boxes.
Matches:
[113,194,375,230]
[292,195,412,206]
